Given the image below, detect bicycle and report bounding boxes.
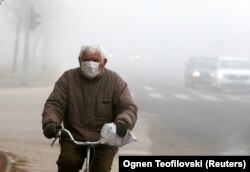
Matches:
[51,128,101,172]
[51,123,137,171]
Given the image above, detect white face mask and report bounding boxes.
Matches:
[81,61,100,79]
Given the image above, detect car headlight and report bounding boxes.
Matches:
[217,71,223,79]
[210,72,215,77]
[192,71,201,77]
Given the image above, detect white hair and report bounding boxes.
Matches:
[79,43,106,60]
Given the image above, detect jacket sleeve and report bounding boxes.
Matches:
[42,72,68,129]
[113,76,138,130]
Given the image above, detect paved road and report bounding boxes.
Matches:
[1,75,250,171]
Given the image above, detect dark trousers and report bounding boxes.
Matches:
[57,140,118,172]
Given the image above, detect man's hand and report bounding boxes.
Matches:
[43,123,58,139]
[115,122,128,137]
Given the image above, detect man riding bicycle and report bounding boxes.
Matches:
[41,43,138,172]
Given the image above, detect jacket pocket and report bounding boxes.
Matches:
[96,98,113,121]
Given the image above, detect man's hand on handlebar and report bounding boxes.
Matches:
[114,122,128,137]
[43,123,60,139]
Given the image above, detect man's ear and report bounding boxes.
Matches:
[103,58,107,65]
[78,58,81,66]
[100,58,107,69]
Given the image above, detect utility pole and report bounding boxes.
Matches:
[22,3,41,85]
[11,22,21,75]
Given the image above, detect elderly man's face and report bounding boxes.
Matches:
[79,51,107,69]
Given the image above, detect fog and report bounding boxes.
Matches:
[1,1,250,170]
[1,0,250,82]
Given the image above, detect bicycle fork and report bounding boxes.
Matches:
[84,146,91,172]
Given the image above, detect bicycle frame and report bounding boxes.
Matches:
[51,128,101,172]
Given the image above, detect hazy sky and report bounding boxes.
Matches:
[1,0,250,77]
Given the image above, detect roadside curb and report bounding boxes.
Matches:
[0,150,12,172]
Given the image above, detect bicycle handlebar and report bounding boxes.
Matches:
[51,128,101,147]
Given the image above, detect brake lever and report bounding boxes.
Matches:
[51,129,61,147]
[51,137,58,147]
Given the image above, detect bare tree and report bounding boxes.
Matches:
[1,0,63,85]
[1,0,26,74]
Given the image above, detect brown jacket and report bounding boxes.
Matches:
[42,67,138,141]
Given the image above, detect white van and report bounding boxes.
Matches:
[210,56,250,91]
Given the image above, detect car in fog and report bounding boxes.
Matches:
[210,56,250,92]
[184,57,216,88]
